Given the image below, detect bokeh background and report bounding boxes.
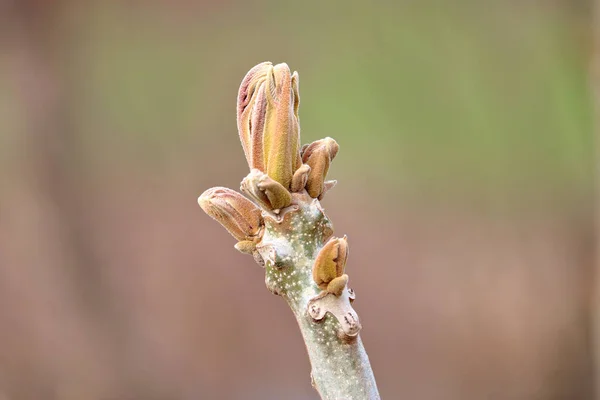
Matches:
[0,0,596,399]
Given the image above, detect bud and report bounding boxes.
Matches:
[301,137,339,198]
[237,62,301,189]
[198,187,263,241]
[241,169,292,212]
[327,274,349,296]
[312,236,349,290]
[234,240,257,254]
[291,164,311,192]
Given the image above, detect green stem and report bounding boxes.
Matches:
[290,300,380,399]
[259,193,380,400]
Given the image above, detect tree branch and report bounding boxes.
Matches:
[198,62,380,400]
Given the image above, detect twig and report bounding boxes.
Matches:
[198,62,380,400]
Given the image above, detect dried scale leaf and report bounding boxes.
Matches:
[241,169,292,212]
[302,137,339,198]
[236,62,301,189]
[318,180,338,200]
[312,236,349,291]
[198,187,263,241]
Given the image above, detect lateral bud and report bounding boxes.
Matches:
[326,274,349,296]
[312,235,349,292]
[291,164,311,192]
[234,240,257,254]
[198,187,263,242]
[301,137,339,198]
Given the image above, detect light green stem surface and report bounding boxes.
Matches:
[261,194,380,400]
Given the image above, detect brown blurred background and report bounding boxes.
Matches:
[0,0,596,399]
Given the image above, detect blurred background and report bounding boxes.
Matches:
[0,0,596,399]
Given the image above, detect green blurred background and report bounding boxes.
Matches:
[0,0,595,399]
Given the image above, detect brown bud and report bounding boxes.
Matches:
[237,62,301,189]
[327,274,349,296]
[241,169,292,212]
[291,164,311,192]
[302,137,339,198]
[312,236,349,290]
[198,187,263,241]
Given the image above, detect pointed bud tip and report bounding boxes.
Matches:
[323,137,339,158]
[274,62,290,71]
[197,187,219,211]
